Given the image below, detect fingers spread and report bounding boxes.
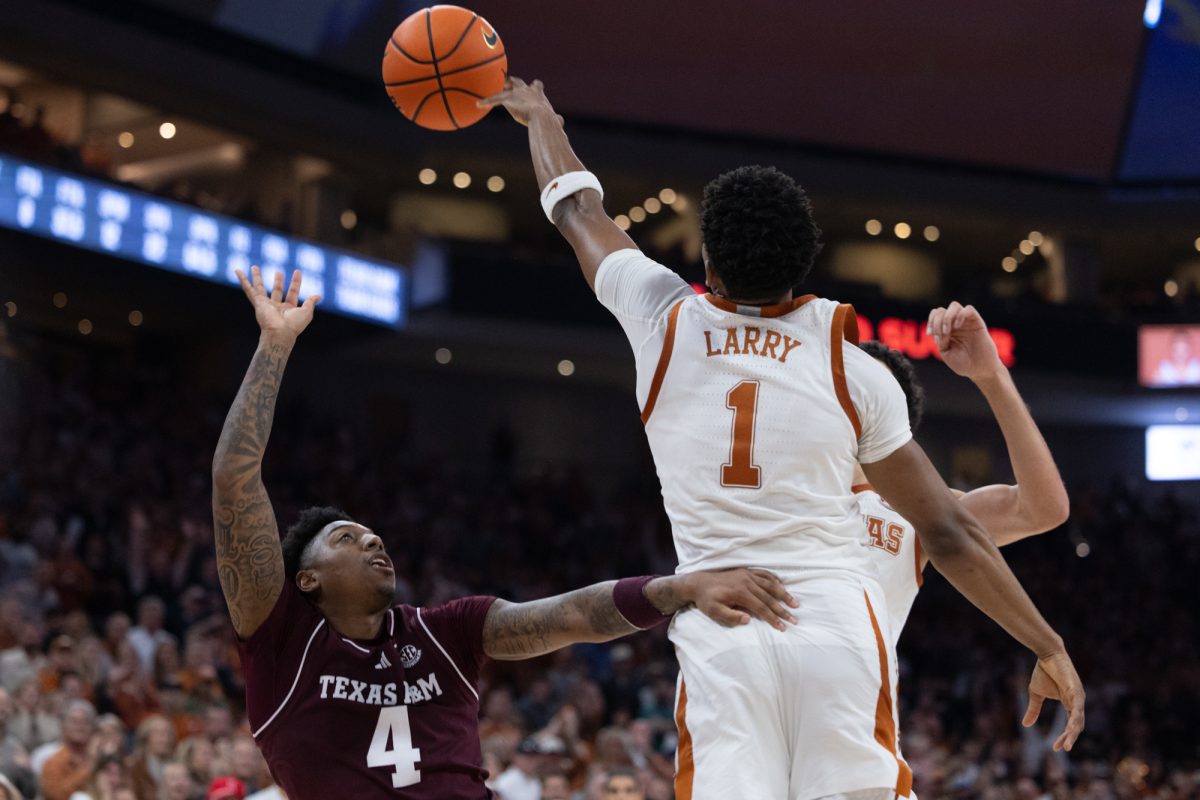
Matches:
[251,265,264,292]
[234,269,255,301]
[752,571,799,609]
[270,270,284,303]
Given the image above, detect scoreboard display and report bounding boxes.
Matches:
[0,154,407,327]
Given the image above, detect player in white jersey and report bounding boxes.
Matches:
[857,303,1069,652]
[483,79,1083,800]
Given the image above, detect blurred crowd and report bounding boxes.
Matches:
[0,335,1198,800]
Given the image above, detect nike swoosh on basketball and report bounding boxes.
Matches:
[482,29,498,48]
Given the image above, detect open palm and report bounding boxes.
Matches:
[235,266,319,340]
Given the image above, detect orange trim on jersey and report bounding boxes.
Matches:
[864,592,914,797]
[702,293,816,318]
[674,676,695,800]
[831,303,863,440]
[914,538,925,588]
[852,483,874,494]
[641,299,686,425]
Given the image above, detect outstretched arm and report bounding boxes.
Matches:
[481,569,797,660]
[212,267,319,638]
[862,442,1084,751]
[929,302,1069,546]
[480,78,636,289]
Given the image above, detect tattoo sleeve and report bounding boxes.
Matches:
[481,581,639,661]
[211,337,291,638]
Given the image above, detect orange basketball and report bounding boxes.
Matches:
[382,5,508,131]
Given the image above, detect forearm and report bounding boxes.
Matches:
[212,334,293,483]
[526,107,587,191]
[482,581,638,660]
[973,367,1068,524]
[922,517,1063,658]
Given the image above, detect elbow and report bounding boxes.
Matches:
[1020,483,1071,533]
[919,512,990,563]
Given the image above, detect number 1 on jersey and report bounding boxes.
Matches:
[721,380,762,488]
[368,706,422,788]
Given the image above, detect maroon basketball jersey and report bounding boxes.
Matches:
[238,582,497,799]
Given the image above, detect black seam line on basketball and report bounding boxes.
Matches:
[384,51,506,87]
[411,88,442,123]
[440,13,479,61]
[425,8,459,130]
[389,35,434,65]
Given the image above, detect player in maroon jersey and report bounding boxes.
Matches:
[211,267,800,800]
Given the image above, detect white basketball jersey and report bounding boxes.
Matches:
[855,485,925,645]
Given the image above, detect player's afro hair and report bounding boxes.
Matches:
[859,341,925,433]
[700,166,823,302]
[281,505,354,582]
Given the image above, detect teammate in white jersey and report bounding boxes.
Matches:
[857,302,1069,650]
[483,79,1084,800]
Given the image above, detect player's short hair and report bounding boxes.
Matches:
[700,165,823,302]
[281,506,355,582]
[859,341,925,433]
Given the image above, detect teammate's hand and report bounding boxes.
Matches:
[1023,650,1085,751]
[687,569,799,632]
[235,266,320,343]
[477,77,560,127]
[927,301,1002,381]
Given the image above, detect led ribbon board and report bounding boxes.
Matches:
[0,153,406,327]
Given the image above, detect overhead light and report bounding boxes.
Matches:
[486,175,505,192]
[159,122,176,139]
[53,292,68,308]
[118,132,135,149]
[894,222,911,239]
[1028,231,1044,246]
[418,168,437,185]
[3,301,15,318]
[1144,0,1163,28]
[644,197,662,214]
[671,195,689,212]
[340,209,358,230]
[629,206,646,223]
[659,188,677,204]
[1075,541,1091,558]
[1002,257,1017,272]
[1165,279,1179,297]
[452,172,471,189]
[78,319,93,335]
[435,347,452,365]
[128,310,144,327]
[1176,407,1190,422]
[614,214,631,231]
[557,359,575,377]
[1019,240,1034,256]
[923,225,939,242]
[865,219,882,236]
[1194,236,1200,252]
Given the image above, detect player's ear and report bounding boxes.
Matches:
[296,569,319,594]
[703,252,724,296]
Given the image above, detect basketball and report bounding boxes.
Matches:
[382,5,508,131]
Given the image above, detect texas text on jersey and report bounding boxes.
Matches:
[238,581,497,799]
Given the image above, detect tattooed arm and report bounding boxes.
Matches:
[212,267,319,638]
[482,569,798,660]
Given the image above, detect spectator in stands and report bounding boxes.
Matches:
[160,762,191,800]
[127,598,174,674]
[0,688,33,799]
[39,699,99,800]
[539,770,571,800]
[602,769,642,799]
[127,715,173,800]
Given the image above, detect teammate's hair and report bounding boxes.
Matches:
[859,341,925,433]
[700,165,823,302]
[281,506,354,583]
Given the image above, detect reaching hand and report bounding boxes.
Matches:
[687,568,799,632]
[477,77,560,127]
[927,301,1002,380]
[1024,650,1085,751]
[235,267,320,342]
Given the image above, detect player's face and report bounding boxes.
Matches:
[304,523,396,610]
[604,776,643,799]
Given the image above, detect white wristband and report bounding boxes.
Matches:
[540,171,603,223]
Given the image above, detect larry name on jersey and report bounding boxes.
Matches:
[703,325,802,363]
[317,672,444,707]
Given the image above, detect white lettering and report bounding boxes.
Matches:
[383,683,397,705]
[319,675,336,699]
[367,684,383,705]
[417,674,441,702]
[348,680,368,703]
[333,676,349,700]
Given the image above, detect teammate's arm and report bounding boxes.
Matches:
[211,267,319,639]
[930,302,1069,546]
[480,78,636,289]
[481,569,797,660]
